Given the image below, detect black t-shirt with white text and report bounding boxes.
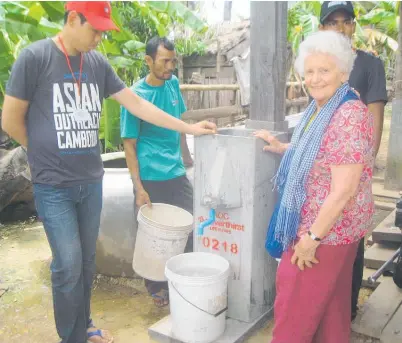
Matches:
[6,39,126,187]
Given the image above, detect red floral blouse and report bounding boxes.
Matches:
[298,100,375,245]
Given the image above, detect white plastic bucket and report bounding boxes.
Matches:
[132,203,193,281]
[165,252,230,343]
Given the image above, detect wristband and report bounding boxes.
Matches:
[308,231,321,242]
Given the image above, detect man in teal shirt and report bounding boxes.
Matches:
[120,36,193,307]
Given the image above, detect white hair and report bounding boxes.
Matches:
[294,31,356,77]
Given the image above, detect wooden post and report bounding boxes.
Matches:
[231,68,238,106]
[224,1,232,21]
[246,1,288,132]
[177,55,184,84]
[187,1,197,11]
[385,4,402,190]
[216,39,221,74]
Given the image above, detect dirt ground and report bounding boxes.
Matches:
[0,107,393,343]
[0,220,381,343]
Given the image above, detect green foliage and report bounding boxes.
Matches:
[0,1,208,152]
[287,1,321,55]
[99,98,122,152]
[354,0,399,78]
[98,1,208,152]
[0,1,64,110]
[287,1,399,81]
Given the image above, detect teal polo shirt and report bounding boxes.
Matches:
[120,75,187,181]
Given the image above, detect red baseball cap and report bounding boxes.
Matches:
[65,1,119,32]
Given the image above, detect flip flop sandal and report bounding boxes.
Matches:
[87,329,113,343]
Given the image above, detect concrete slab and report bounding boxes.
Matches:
[372,210,401,244]
[352,278,402,339]
[373,176,385,183]
[149,310,273,343]
[0,214,383,343]
[372,183,400,201]
[96,168,137,278]
[193,129,281,323]
[96,156,196,279]
[364,243,400,270]
[375,201,397,211]
[380,303,402,343]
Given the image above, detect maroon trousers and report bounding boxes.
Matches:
[271,242,358,343]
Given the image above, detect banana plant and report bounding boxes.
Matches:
[0,1,65,110]
[355,1,399,52]
[287,1,321,95]
[99,1,209,152]
[0,1,208,152]
[287,1,321,55]
[287,1,399,84]
[352,1,399,80]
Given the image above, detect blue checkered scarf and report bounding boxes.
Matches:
[266,83,358,257]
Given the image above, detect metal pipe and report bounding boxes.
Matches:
[368,248,401,285]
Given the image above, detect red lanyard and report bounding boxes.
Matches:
[58,36,84,98]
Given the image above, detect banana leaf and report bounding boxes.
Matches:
[99,99,122,152]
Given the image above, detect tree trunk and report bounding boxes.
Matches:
[384,3,402,190]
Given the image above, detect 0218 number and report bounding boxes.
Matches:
[202,237,238,254]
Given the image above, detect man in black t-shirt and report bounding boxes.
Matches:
[319,1,388,321]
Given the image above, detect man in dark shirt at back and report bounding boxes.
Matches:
[319,1,388,321]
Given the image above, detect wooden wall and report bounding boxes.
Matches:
[182,53,239,111]
[181,52,309,126]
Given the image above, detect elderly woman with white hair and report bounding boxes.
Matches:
[255,30,374,342]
